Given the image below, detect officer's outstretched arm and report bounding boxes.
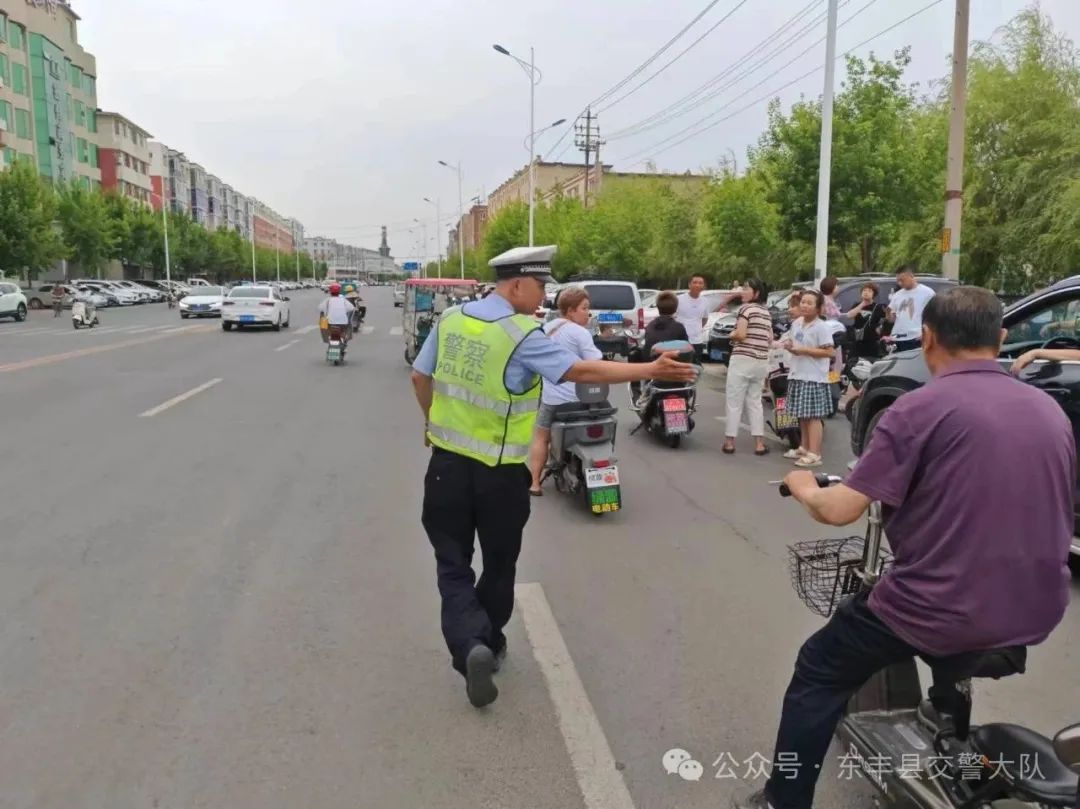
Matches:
[564,352,697,385]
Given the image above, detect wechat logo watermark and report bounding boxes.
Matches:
[663,748,705,782]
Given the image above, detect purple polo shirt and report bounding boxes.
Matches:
[846,360,1074,657]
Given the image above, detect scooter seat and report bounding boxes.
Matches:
[550,401,617,423]
[971,723,1079,805]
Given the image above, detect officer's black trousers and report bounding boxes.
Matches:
[422,448,532,675]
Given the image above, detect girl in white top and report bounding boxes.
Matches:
[528,286,602,495]
[781,289,836,468]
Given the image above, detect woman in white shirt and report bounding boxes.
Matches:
[781,289,836,468]
[528,286,602,496]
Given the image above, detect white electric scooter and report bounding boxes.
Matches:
[71,299,99,329]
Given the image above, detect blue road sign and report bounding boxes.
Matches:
[402,261,420,272]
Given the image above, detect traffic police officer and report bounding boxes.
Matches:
[410,245,696,707]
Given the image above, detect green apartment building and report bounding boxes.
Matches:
[0,0,100,187]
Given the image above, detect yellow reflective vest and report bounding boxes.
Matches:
[427,307,541,466]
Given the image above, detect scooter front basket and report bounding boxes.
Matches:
[788,537,893,617]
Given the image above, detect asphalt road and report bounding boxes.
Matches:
[1,288,1077,809]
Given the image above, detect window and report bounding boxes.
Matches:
[77,137,88,164]
[0,13,7,43]
[90,145,98,169]
[2,148,13,167]
[113,119,119,136]
[0,53,8,86]
[69,18,77,44]
[12,62,28,95]
[14,108,30,139]
[70,63,80,87]
[87,111,96,133]
[9,22,25,51]
[581,284,637,311]
[0,100,9,130]
[84,75,95,97]
[74,100,84,127]
[1005,295,1080,346]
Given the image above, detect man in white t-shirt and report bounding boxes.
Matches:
[676,274,713,362]
[887,266,936,352]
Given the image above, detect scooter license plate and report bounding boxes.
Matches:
[662,397,687,412]
[709,348,726,361]
[775,396,786,410]
[664,411,689,433]
[585,466,620,489]
[828,370,841,384]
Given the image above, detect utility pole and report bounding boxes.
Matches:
[941,0,970,281]
[575,108,602,207]
[813,0,839,281]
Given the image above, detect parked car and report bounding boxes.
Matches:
[179,285,225,318]
[0,281,28,322]
[75,280,140,306]
[557,279,646,332]
[24,283,73,310]
[829,274,957,337]
[707,287,802,363]
[221,285,291,331]
[849,275,1080,566]
[393,284,406,307]
[112,280,157,303]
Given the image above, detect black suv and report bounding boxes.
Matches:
[849,275,1080,563]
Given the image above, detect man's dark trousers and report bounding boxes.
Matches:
[893,338,922,353]
[422,447,531,675]
[765,591,921,809]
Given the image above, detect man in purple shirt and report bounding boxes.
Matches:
[736,287,1074,809]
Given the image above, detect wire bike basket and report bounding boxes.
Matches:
[788,537,893,617]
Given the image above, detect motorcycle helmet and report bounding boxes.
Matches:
[329,283,341,296]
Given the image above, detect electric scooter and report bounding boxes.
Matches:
[544,383,621,516]
[784,475,1079,808]
[71,300,99,329]
[628,340,699,448]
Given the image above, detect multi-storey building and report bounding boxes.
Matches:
[97,111,152,205]
[0,0,100,186]
[148,142,191,216]
[304,236,397,279]
[205,173,221,230]
[188,162,207,226]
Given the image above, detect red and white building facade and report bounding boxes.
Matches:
[97,111,153,206]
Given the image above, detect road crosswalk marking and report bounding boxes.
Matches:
[362,325,374,335]
[389,326,403,336]
[296,324,318,335]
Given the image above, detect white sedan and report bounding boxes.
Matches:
[179,285,225,318]
[221,285,291,331]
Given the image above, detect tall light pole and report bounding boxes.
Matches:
[813,0,839,281]
[275,226,281,283]
[250,210,257,282]
[438,160,465,279]
[494,44,543,246]
[941,0,970,281]
[414,217,429,277]
[423,197,442,278]
[151,186,172,287]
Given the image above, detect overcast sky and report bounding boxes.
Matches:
[76,0,1079,261]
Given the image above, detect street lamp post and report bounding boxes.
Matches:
[250,211,257,282]
[275,228,281,283]
[494,44,543,246]
[414,217,429,278]
[438,160,465,279]
[423,197,442,278]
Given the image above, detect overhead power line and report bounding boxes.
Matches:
[606,0,825,138]
[543,0,748,163]
[618,0,947,166]
[608,0,847,141]
[596,0,753,114]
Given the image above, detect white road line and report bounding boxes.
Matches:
[161,326,192,334]
[389,325,403,336]
[138,378,223,418]
[516,582,637,809]
[274,339,300,352]
[362,325,374,335]
[296,324,318,335]
[714,416,785,444]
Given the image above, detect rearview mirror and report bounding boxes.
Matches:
[1054,723,1080,771]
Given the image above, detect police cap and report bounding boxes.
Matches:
[489,245,557,284]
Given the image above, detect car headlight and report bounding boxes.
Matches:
[179,300,190,308]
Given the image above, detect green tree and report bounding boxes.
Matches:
[697,172,781,283]
[0,160,64,282]
[58,182,114,278]
[961,8,1080,289]
[754,49,939,274]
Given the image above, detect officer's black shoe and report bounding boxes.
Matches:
[465,645,498,708]
[730,788,775,809]
[492,643,507,673]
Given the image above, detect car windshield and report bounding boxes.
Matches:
[188,287,223,296]
[229,287,271,298]
[583,284,636,311]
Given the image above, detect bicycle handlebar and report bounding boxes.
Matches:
[777,473,843,497]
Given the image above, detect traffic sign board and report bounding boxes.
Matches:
[402,261,420,272]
